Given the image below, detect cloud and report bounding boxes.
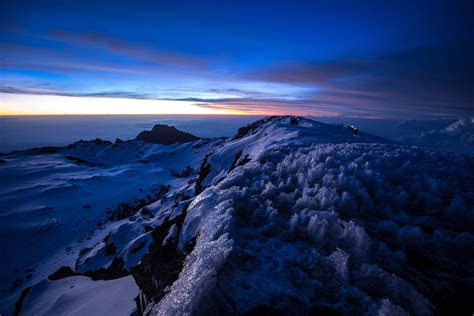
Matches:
[48,29,208,69]
[0,86,157,100]
[247,59,382,86]
[2,25,473,118]
[0,86,338,116]
[247,42,474,118]
[0,41,171,77]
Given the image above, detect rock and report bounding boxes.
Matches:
[195,152,212,195]
[105,243,117,255]
[136,124,199,145]
[38,146,62,154]
[65,155,105,167]
[130,210,194,302]
[83,257,128,281]
[48,266,76,280]
[14,286,32,316]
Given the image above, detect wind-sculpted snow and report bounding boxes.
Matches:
[1,116,472,315]
[152,120,474,315]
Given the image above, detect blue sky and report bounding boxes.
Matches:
[1,0,473,117]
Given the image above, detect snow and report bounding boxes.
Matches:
[21,275,138,316]
[1,116,473,315]
[0,136,218,314]
[412,117,474,154]
[149,117,473,315]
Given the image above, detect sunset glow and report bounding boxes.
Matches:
[1,1,472,118]
[0,93,252,115]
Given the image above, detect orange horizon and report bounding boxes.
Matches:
[0,93,277,116]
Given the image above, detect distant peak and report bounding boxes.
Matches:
[136,124,200,145]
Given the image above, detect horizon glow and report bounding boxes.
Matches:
[0,93,253,115]
[1,1,473,118]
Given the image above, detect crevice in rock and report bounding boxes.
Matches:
[13,286,32,316]
[195,152,213,195]
[130,203,196,311]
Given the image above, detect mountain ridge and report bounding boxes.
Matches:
[1,116,472,315]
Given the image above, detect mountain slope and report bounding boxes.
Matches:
[144,117,474,315]
[413,117,474,154]
[0,132,221,315]
[1,116,472,315]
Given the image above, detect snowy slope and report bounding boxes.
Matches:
[1,116,473,315]
[0,136,221,315]
[145,117,474,315]
[21,276,138,316]
[414,117,474,154]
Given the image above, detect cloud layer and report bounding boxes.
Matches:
[1,0,473,117]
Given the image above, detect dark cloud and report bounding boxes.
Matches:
[48,30,208,68]
[247,42,474,118]
[2,27,473,118]
[247,59,382,86]
[0,86,153,100]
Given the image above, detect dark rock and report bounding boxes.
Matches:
[39,146,62,154]
[309,305,344,316]
[65,155,105,167]
[229,150,243,174]
[93,138,111,145]
[107,185,169,221]
[140,208,154,218]
[66,139,112,149]
[79,247,92,257]
[11,278,23,290]
[195,152,212,195]
[48,266,76,280]
[136,124,199,145]
[228,150,252,175]
[238,154,251,166]
[169,166,193,178]
[130,242,146,253]
[131,207,194,303]
[242,305,283,316]
[14,286,31,316]
[83,257,129,281]
[105,243,117,255]
[235,116,278,139]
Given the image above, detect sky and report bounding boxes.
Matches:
[0,0,473,118]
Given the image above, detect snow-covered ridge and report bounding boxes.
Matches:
[0,116,472,315]
[411,117,474,154]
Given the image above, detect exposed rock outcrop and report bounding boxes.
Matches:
[136,124,200,144]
